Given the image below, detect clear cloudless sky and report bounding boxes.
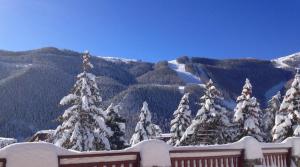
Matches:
[0,0,300,62]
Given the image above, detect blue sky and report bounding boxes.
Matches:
[0,0,300,62]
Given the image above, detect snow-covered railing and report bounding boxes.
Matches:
[262,147,291,167]
[58,152,140,167]
[169,149,243,167]
[0,137,300,167]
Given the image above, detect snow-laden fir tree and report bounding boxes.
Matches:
[262,91,281,142]
[167,93,192,146]
[233,78,263,141]
[272,70,300,142]
[105,103,127,150]
[130,101,162,145]
[179,79,230,145]
[53,51,111,151]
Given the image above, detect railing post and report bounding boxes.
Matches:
[238,149,245,167]
[287,148,292,167]
[243,158,263,167]
[285,137,300,167]
[137,152,141,167]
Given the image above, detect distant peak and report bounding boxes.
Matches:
[272,52,300,69]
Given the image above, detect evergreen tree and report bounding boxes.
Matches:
[130,101,162,145]
[272,70,300,142]
[105,103,127,150]
[233,78,263,141]
[179,79,230,145]
[53,51,111,151]
[167,93,192,146]
[263,91,281,142]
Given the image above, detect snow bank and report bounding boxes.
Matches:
[0,137,299,167]
[0,142,74,167]
[282,137,300,157]
[128,140,172,167]
[172,136,263,160]
[238,136,264,159]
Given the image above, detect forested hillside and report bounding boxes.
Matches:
[0,47,294,140]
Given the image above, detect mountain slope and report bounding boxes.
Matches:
[272,52,300,69]
[0,47,295,140]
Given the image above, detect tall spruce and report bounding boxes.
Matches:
[233,78,263,141]
[130,101,162,145]
[105,103,127,150]
[179,79,230,145]
[167,93,192,146]
[272,70,300,142]
[53,51,111,151]
[263,91,281,142]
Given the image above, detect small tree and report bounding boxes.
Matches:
[53,51,111,151]
[233,78,263,141]
[263,91,281,142]
[167,93,192,146]
[179,79,230,145]
[130,101,162,145]
[272,70,300,142]
[105,103,127,150]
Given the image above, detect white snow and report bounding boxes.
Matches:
[35,129,55,134]
[178,86,185,93]
[0,137,300,167]
[101,56,137,63]
[272,52,300,68]
[127,139,172,167]
[0,138,16,149]
[174,136,264,160]
[168,60,202,84]
[157,133,172,138]
[0,142,74,167]
[15,64,33,68]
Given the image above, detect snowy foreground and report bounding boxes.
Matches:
[0,136,300,167]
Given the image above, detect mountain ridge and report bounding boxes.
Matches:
[0,47,296,140]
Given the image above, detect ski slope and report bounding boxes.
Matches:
[168,60,202,84]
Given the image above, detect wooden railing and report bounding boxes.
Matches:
[262,148,291,167]
[169,149,244,167]
[58,152,140,167]
[0,158,6,167]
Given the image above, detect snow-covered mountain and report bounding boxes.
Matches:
[272,52,300,69]
[0,47,296,140]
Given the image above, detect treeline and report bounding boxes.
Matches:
[130,70,300,146]
[36,52,299,151]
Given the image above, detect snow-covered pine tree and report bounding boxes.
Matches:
[53,51,111,151]
[167,93,192,146]
[263,91,281,142]
[179,79,230,146]
[105,103,127,150]
[233,78,263,141]
[272,70,300,142]
[130,101,162,145]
